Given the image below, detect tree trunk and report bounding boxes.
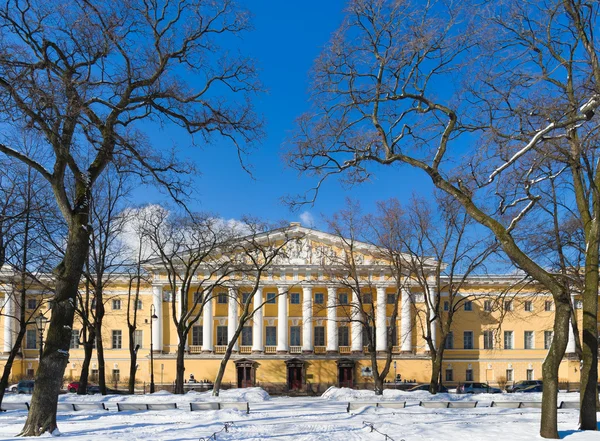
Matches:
[19,215,89,436]
[77,332,95,395]
[540,296,571,439]
[213,321,246,397]
[430,349,443,394]
[174,336,186,394]
[127,329,137,395]
[95,302,107,394]
[579,228,599,430]
[0,329,26,407]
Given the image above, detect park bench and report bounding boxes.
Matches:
[190,402,220,411]
[116,402,177,411]
[346,402,378,412]
[448,401,477,408]
[519,402,542,409]
[219,402,249,414]
[419,401,450,408]
[376,402,406,409]
[559,401,580,409]
[490,401,522,408]
[0,402,29,411]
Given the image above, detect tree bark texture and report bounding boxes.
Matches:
[77,333,95,395]
[19,216,89,436]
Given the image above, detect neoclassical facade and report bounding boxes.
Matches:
[0,224,590,392]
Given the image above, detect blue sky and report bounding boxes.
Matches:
[133,0,434,229]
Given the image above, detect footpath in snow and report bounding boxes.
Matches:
[0,387,597,440]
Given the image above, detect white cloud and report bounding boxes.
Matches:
[299,211,316,228]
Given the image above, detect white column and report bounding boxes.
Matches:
[326,287,338,352]
[201,292,214,352]
[351,290,363,353]
[277,286,289,352]
[427,280,437,349]
[400,288,413,352]
[3,292,14,353]
[228,288,239,352]
[151,285,163,353]
[302,286,313,353]
[252,287,264,353]
[376,286,387,352]
[567,294,577,353]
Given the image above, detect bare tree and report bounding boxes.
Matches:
[286,1,600,436]
[212,220,295,396]
[0,0,261,434]
[143,208,238,394]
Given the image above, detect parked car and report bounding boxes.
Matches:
[5,383,18,393]
[408,384,449,393]
[16,380,34,394]
[506,380,543,393]
[86,385,100,395]
[519,384,543,393]
[68,382,100,393]
[456,382,502,394]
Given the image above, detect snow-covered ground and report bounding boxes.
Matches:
[0,387,597,440]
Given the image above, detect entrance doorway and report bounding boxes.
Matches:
[337,358,355,388]
[285,358,306,391]
[234,359,257,388]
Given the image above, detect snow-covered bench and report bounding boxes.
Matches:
[346,402,378,412]
[376,402,406,410]
[448,401,477,408]
[116,402,177,412]
[0,402,29,411]
[190,402,220,411]
[520,402,542,408]
[419,401,450,408]
[219,402,249,414]
[490,401,522,408]
[559,401,580,409]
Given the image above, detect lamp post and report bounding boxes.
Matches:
[150,304,158,393]
[35,312,48,364]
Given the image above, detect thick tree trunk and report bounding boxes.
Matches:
[213,320,246,397]
[127,330,137,395]
[0,329,26,407]
[95,303,107,394]
[540,296,571,439]
[77,331,95,395]
[579,233,599,430]
[19,215,89,436]
[430,349,443,394]
[175,337,186,394]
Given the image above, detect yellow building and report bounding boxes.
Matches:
[0,224,590,392]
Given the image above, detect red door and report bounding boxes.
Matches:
[237,366,253,388]
[339,367,353,388]
[288,367,302,391]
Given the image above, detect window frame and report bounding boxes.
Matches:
[463,331,474,349]
[112,330,122,349]
[112,299,121,310]
[290,293,300,305]
[504,330,514,349]
[314,326,325,346]
[266,293,276,304]
[464,301,473,311]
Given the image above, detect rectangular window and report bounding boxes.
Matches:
[314,293,324,305]
[266,293,276,304]
[242,292,251,304]
[362,326,373,347]
[162,291,173,302]
[70,330,80,349]
[241,326,253,346]
[290,293,300,304]
[134,329,143,349]
[443,301,449,311]
[135,299,143,310]
[112,299,121,310]
[112,330,122,349]
[194,292,204,304]
[314,326,325,346]
[445,331,454,349]
[387,326,397,346]
[504,300,513,311]
[466,369,473,382]
[266,326,277,346]
[544,331,553,350]
[544,300,553,312]
[192,326,203,346]
[445,369,453,382]
[484,300,492,312]
[524,331,534,349]
[463,331,474,349]
[26,329,37,349]
[338,293,348,305]
[483,330,494,350]
[218,293,228,304]
[27,298,38,309]
[524,301,533,312]
[506,369,513,382]
[504,331,514,349]
[338,326,349,347]
[386,293,395,305]
[464,301,473,311]
[112,369,120,383]
[363,293,372,304]
[290,326,301,346]
[91,369,99,382]
[216,326,228,345]
[526,369,534,381]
